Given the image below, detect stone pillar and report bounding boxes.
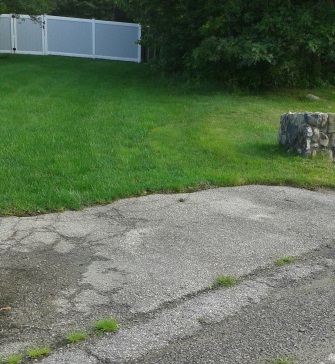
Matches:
[278,112,335,159]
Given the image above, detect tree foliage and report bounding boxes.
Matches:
[2,0,335,88]
[119,0,335,88]
[51,0,128,21]
[0,0,127,21]
[0,0,56,14]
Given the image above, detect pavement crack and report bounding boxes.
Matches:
[122,248,333,329]
[86,349,111,364]
[284,198,298,203]
[1,186,335,362]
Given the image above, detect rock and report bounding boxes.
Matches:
[311,128,320,142]
[278,112,334,159]
[306,94,320,100]
[319,133,329,147]
[329,134,335,148]
[306,112,327,127]
[328,113,335,133]
[306,126,313,137]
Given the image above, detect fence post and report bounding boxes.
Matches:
[137,24,141,63]
[11,14,16,53]
[92,18,96,59]
[44,15,48,55]
[42,14,45,55]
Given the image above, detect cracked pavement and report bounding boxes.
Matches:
[0,185,335,363]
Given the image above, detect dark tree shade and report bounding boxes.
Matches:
[0,0,56,14]
[118,0,335,88]
[0,0,128,22]
[51,0,129,21]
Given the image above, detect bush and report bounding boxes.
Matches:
[120,0,335,88]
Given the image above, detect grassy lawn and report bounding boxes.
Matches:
[0,54,334,215]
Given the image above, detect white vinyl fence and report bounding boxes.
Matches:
[0,14,141,63]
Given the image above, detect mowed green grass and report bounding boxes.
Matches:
[0,54,334,215]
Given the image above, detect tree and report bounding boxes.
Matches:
[51,0,129,21]
[0,0,56,14]
[191,0,335,88]
[118,0,335,88]
[0,0,127,21]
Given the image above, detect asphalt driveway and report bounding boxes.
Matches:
[0,185,334,363]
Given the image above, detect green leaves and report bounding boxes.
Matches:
[52,0,128,21]
[0,0,55,14]
[120,0,335,88]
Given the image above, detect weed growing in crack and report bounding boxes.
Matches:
[26,345,51,358]
[266,355,296,363]
[65,330,88,343]
[274,256,296,266]
[1,354,22,364]
[196,316,206,324]
[212,275,238,288]
[94,317,119,332]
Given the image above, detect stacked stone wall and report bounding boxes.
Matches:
[278,112,335,159]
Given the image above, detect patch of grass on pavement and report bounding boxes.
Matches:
[266,355,296,363]
[212,275,238,288]
[26,345,51,358]
[274,256,296,266]
[65,330,88,343]
[1,354,22,364]
[1,55,335,215]
[94,317,119,332]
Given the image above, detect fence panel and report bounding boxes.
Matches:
[0,15,12,53]
[95,20,141,62]
[15,15,44,54]
[45,16,93,58]
[0,14,141,62]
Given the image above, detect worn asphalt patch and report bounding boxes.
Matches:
[0,185,334,359]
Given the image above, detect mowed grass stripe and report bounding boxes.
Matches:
[0,54,334,215]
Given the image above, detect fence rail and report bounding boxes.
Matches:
[0,14,141,63]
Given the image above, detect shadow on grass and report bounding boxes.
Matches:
[241,142,294,159]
